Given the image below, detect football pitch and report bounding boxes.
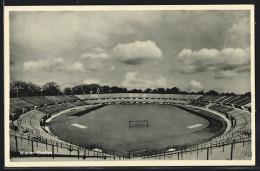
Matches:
[47,104,223,152]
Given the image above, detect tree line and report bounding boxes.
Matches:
[10,81,251,98]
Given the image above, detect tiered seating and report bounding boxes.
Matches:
[193,94,251,108]
[75,94,202,103]
[60,95,74,102]
[10,93,251,160]
[190,101,208,107]
[208,104,251,134]
[22,96,55,107]
[66,95,80,101]
[227,96,245,104]
[195,95,214,102]
[46,95,79,103]
[10,98,35,109]
[233,97,251,106]
[209,104,234,113]
[71,100,87,106]
[214,96,230,103]
[45,96,67,103]
[208,95,225,102]
[221,96,240,104]
[10,104,23,113]
[38,103,73,115]
[9,104,24,120]
[63,102,78,108]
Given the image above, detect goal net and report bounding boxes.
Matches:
[129,120,149,128]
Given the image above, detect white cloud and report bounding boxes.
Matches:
[83,78,114,86]
[176,47,250,77]
[177,48,220,65]
[215,70,238,79]
[68,62,86,72]
[188,80,203,92]
[83,78,101,84]
[179,65,208,74]
[122,72,166,89]
[93,47,106,53]
[112,40,163,65]
[53,57,64,63]
[177,48,220,74]
[23,58,86,73]
[220,47,250,67]
[82,52,110,59]
[23,60,50,71]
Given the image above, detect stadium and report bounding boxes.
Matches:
[9,90,252,160]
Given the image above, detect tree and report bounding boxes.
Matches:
[180,90,188,94]
[27,82,42,96]
[10,81,27,97]
[63,87,73,95]
[42,82,62,96]
[144,88,152,93]
[221,92,236,96]
[152,89,158,94]
[197,91,204,95]
[10,81,41,97]
[206,90,219,96]
[128,89,143,93]
[89,84,101,94]
[165,87,180,94]
[100,85,111,94]
[171,87,180,94]
[72,85,84,95]
[152,88,165,94]
[165,88,171,94]
[82,84,91,94]
[244,92,251,97]
[111,86,127,93]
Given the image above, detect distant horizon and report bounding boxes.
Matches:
[10,80,251,95]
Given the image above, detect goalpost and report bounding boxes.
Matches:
[129,120,149,128]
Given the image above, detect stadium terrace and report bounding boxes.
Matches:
[9,81,251,160]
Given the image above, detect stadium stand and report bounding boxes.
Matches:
[37,102,87,115]
[75,94,202,104]
[10,104,24,120]
[22,96,55,107]
[189,101,209,107]
[10,98,35,109]
[45,96,67,104]
[195,94,251,107]
[9,93,252,160]
[10,94,251,121]
[233,97,251,106]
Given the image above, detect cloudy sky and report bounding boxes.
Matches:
[9,10,251,93]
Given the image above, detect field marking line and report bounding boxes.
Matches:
[71,123,87,129]
[187,123,203,129]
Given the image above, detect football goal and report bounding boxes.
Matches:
[129,120,149,128]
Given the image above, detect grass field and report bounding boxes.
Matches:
[47,104,223,152]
